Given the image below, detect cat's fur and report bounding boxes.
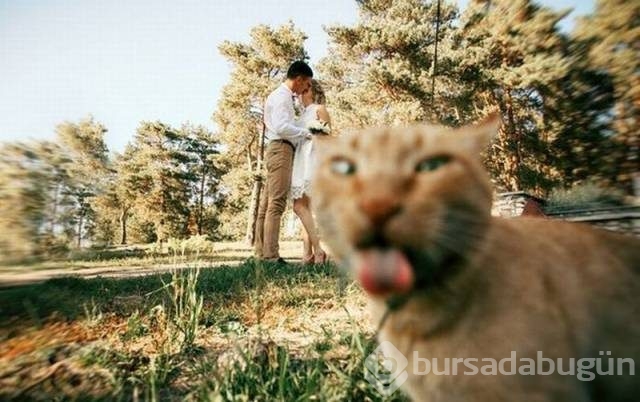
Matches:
[311,114,640,402]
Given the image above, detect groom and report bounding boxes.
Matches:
[255,60,314,263]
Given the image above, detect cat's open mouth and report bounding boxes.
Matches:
[353,229,452,296]
[352,231,418,296]
[353,248,415,296]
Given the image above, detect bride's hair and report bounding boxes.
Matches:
[310,80,326,105]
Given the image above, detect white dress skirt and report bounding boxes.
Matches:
[291,104,321,200]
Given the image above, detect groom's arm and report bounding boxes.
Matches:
[269,97,311,142]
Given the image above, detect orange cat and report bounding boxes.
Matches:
[311,114,640,401]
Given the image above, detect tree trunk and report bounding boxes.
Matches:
[197,165,207,236]
[77,212,83,248]
[245,177,263,245]
[245,123,266,245]
[50,182,60,235]
[505,89,520,191]
[156,219,164,253]
[119,207,128,245]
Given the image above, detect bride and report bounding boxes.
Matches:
[292,79,329,264]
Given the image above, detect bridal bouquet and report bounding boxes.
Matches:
[307,119,330,135]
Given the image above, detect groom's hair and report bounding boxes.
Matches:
[287,61,313,79]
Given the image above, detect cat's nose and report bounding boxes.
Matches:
[359,196,402,226]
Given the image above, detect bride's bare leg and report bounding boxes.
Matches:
[293,195,326,262]
[294,197,313,263]
[301,224,312,262]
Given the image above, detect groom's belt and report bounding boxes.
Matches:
[269,139,295,149]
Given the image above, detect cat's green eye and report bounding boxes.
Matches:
[330,158,356,176]
[415,155,451,173]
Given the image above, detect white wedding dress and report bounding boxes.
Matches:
[291,103,321,199]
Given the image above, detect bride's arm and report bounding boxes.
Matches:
[316,105,332,127]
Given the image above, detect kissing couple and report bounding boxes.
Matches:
[254,60,331,265]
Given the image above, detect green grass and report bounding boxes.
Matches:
[0,261,336,326]
[0,259,408,401]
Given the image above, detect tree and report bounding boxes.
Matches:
[91,153,135,246]
[542,40,617,189]
[0,142,50,260]
[0,117,111,254]
[119,121,194,246]
[320,0,579,194]
[574,0,640,193]
[214,22,308,241]
[181,124,223,237]
[29,141,72,240]
[82,121,226,246]
[319,0,460,130]
[451,0,573,193]
[54,116,110,247]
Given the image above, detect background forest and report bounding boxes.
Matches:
[1,0,637,260]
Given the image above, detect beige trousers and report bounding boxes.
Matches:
[254,141,294,260]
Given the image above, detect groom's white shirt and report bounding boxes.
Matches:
[264,83,311,144]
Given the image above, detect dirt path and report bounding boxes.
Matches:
[0,259,253,288]
[0,256,306,288]
[0,241,309,288]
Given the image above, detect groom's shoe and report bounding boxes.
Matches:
[262,257,288,266]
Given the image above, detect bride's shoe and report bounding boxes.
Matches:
[313,250,327,264]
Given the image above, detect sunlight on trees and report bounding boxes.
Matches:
[0,0,637,257]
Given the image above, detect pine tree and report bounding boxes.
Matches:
[121,121,194,245]
[91,153,134,246]
[574,0,640,193]
[319,0,460,130]
[54,116,110,247]
[181,124,223,237]
[542,37,617,189]
[453,0,572,193]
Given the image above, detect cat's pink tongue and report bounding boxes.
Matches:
[355,249,414,296]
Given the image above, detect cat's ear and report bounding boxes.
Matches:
[458,111,501,154]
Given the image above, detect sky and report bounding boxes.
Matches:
[0,0,594,154]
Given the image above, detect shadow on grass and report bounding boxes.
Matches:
[1,330,408,402]
[0,261,340,330]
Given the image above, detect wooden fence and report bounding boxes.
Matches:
[493,192,640,237]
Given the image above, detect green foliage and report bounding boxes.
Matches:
[546,181,627,211]
[0,261,334,324]
[119,121,193,242]
[543,62,617,188]
[167,235,215,258]
[0,2,636,252]
[573,0,640,192]
[200,334,407,402]
[320,0,460,129]
[55,117,111,248]
[0,142,50,260]
[100,122,224,246]
[216,167,255,240]
[0,116,113,260]
[449,0,572,192]
[123,310,148,340]
[317,0,636,196]
[181,124,224,237]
